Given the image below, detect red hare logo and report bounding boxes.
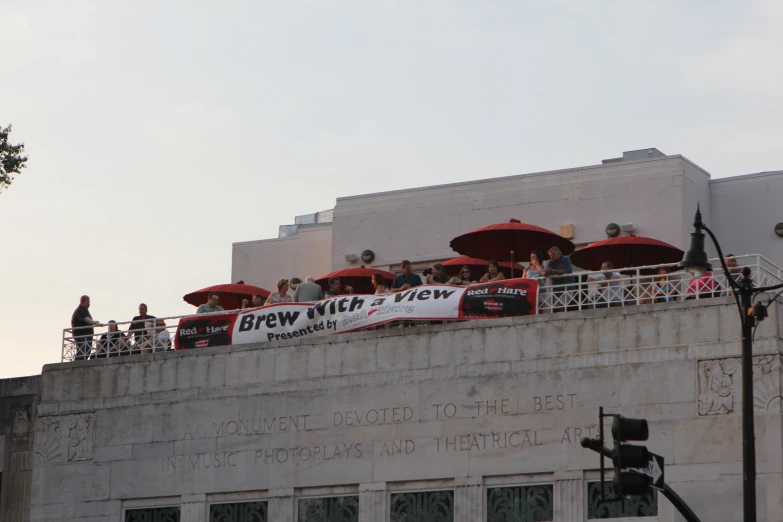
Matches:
[368,309,379,316]
[176,316,235,350]
[460,280,535,318]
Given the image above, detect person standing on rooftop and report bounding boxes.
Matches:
[391,260,423,293]
[448,265,476,286]
[480,260,506,283]
[543,246,577,311]
[266,279,295,304]
[294,276,325,302]
[71,295,101,360]
[372,273,391,295]
[197,292,225,314]
[128,303,156,342]
[543,247,576,285]
[426,263,450,284]
[324,277,353,297]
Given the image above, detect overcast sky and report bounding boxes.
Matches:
[1,1,781,378]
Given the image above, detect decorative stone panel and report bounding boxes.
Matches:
[125,506,180,522]
[698,355,781,415]
[390,490,454,522]
[33,413,95,464]
[210,500,267,522]
[487,484,553,521]
[586,481,656,519]
[11,405,31,443]
[298,496,358,522]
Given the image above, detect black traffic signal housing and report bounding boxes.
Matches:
[612,415,651,496]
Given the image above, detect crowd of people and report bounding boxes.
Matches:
[70,300,170,360]
[70,248,748,360]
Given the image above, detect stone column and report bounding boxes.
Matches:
[1,450,31,522]
[268,488,295,522]
[454,476,483,522]
[554,471,584,522]
[180,494,207,522]
[359,482,387,522]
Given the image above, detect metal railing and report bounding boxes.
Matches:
[61,254,783,363]
[537,253,782,313]
[62,315,185,362]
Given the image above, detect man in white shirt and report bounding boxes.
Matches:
[153,319,171,352]
[587,261,625,307]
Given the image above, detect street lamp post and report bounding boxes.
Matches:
[680,206,783,522]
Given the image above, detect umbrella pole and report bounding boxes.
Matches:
[511,249,515,278]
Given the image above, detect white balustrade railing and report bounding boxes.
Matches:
[536,253,775,313]
[62,314,188,363]
[61,254,782,362]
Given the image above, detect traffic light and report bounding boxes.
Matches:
[611,415,651,496]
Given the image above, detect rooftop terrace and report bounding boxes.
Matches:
[60,254,783,364]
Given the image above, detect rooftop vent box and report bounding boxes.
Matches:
[602,148,666,164]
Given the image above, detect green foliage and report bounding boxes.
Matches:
[0,124,29,192]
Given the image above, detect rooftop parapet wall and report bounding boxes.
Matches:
[32,299,783,521]
[42,297,779,404]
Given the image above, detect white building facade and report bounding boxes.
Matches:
[2,297,783,521]
[2,148,783,522]
[232,149,783,289]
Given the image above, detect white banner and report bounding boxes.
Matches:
[176,280,538,349]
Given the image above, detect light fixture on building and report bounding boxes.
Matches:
[361,249,376,263]
[344,253,358,262]
[559,224,574,239]
[621,223,635,234]
[775,223,783,237]
[605,223,621,238]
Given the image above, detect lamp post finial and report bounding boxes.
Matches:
[694,204,703,230]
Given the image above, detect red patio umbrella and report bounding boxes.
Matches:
[569,235,684,271]
[316,266,395,295]
[449,219,575,277]
[423,256,525,280]
[183,282,271,311]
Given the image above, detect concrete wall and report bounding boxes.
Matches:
[330,156,695,270]
[0,375,41,522]
[29,299,783,521]
[232,224,333,291]
[710,171,783,264]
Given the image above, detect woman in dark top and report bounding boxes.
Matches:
[480,260,506,283]
[426,263,450,284]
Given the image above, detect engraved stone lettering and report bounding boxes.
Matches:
[211,415,310,436]
[434,430,540,452]
[533,394,578,411]
[475,399,511,416]
[255,443,363,464]
[333,406,414,426]
[380,440,415,456]
[433,403,457,418]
